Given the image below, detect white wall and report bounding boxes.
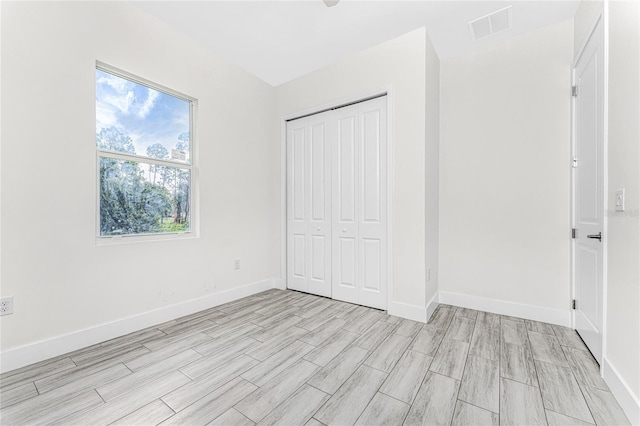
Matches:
[276,28,429,316]
[605,0,640,418]
[0,2,279,366]
[425,34,440,309]
[439,19,574,322]
[574,0,603,56]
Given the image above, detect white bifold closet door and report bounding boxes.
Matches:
[286,96,387,310]
[286,114,333,297]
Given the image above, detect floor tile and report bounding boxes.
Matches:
[379,350,432,404]
[161,376,257,426]
[535,360,594,423]
[111,400,175,426]
[528,332,569,366]
[255,383,329,426]
[208,408,255,426]
[500,377,546,426]
[562,346,608,390]
[304,329,360,367]
[353,321,397,351]
[469,326,500,361]
[427,307,456,329]
[501,341,539,387]
[429,338,469,380]
[313,365,387,426]
[545,410,595,426]
[354,392,409,426]
[458,355,499,413]
[451,400,499,426]
[241,340,314,386]
[307,345,370,395]
[408,325,445,357]
[1,290,630,426]
[54,371,191,425]
[393,319,423,338]
[552,325,589,351]
[0,382,38,409]
[455,307,479,320]
[163,354,258,412]
[404,371,459,426]
[475,311,501,329]
[525,319,557,335]
[235,360,319,423]
[580,384,631,425]
[364,334,413,373]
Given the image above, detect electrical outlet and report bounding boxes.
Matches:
[0,296,14,316]
[234,259,241,270]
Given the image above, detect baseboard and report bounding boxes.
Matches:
[273,277,285,290]
[438,291,571,327]
[387,300,427,323]
[426,292,439,322]
[603,357,640,425]
[0,278,278,374]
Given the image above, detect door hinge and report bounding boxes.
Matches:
[572,299,577,310]
[572,228,577,239]
[572,85,579,97]
[572,157,578,168]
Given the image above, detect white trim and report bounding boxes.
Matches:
[385,87,394,316]
[603,357,640,425]
[273,277,285,290]
[387,300,426,323]
[601,0,610,375]
[0,278,278,374]
[426,291,439,322]
[279,88,394,312]
[439,291,571,327]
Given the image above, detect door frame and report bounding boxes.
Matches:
[570,5,609,368]
[280,88,394,311]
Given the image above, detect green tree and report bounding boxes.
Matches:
[98,129,172,236]
[97,127,136,154]
[146,143,168,184]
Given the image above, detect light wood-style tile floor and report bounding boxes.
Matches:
[0,289,631,425]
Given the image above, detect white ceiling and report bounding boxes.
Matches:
[134,0,579,86]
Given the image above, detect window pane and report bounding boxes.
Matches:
[100,157,191,236]
[96,69,190,163]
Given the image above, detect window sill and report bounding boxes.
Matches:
[96,231,198,246]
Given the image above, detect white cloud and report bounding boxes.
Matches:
[138,88,159,119]
[97,74,132,94]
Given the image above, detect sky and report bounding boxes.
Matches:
[96,69,190,163]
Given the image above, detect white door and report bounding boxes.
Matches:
[573,16,604,364]
[286,96,388,310]
[332,97,388,309]
[286,115,332,297]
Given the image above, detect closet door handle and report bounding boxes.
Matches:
[587,232,602,241]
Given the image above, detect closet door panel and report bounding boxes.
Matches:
[357,99,387,309]
[287,123,309,292]
[308,119,332,297]
[332,107,359,304]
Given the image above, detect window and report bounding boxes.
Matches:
[96,64,195,238]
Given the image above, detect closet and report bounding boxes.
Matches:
[286,96,388,310]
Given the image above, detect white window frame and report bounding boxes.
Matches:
[95,61,198,244]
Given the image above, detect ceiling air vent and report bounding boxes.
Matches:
[468,6,512,42]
